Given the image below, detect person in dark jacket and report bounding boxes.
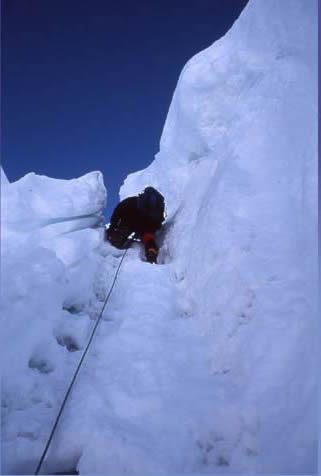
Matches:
[106,186,165,263]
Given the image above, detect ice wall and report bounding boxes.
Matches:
[1,171,107,473]
[1,0,317,473]
[121,0,318,472]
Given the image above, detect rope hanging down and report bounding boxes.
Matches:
[35,247,129,475]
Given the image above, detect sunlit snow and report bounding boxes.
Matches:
[1,0,317,474]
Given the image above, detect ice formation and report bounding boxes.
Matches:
[1,0,317,474]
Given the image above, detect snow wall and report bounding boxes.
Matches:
[120,0,318,473]
[1,172,108,473]
[1,0,318,474]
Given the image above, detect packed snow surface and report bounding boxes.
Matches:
[1,0,317,474]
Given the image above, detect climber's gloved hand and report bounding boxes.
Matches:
[106,226,125,248]
[146,247,158,264]
[106,226,117,242]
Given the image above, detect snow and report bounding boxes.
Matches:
[1,0,318,474]
[1,172,106,473]
[1,167,9,186]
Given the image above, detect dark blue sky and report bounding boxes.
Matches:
[2,0,248,219]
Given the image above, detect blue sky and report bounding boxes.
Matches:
[2,0,248,219]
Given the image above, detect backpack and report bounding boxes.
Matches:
[137,187,165,221]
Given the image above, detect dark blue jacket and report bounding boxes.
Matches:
[110,196,164,234]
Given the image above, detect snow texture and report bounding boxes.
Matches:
[1,167,9,186]
[1,0,318,474]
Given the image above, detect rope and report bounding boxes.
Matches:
[35,247,129,475]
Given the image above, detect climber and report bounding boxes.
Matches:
[106,186,165,264]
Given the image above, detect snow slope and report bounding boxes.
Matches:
[1,0,318,474]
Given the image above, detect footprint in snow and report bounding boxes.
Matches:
[28,356,55,374]
[55,334,81,352]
